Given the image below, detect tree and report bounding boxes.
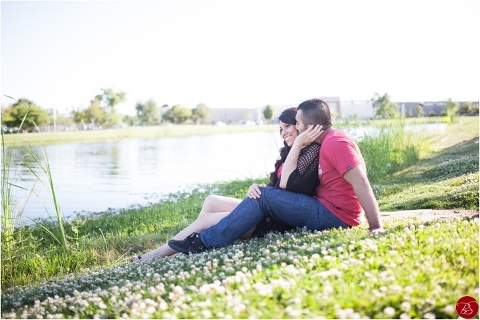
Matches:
[136,99,160,125]
[72,99,106,128]
[123,115,137,126]
[444,98,459,117]
[92,88,127,126]
[458,102,479,116]
[371,93,399,119]
[163,105,193,124]
[1,98,49,132]
[192,103,212,124]
[415,104,425,117]
[263,105,274,121]
[93,88,127,110]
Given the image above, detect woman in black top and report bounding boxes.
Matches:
[131,108,320,261]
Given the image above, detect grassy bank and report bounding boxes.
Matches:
[1,117,478,318]
[2,218,477,319]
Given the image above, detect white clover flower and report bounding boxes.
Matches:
[335,309,347,319]
[383,306,395,317]
[201,310,213,318]
[173,285,184,295]
[371,289,382,298]
[443,305,455,315]
[423,312,435,319]
[404,286,413,293]
[285,306,302,317]
[323,285,334,294]
[400,301,411,312]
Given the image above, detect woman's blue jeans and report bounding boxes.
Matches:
[200,186,350,248]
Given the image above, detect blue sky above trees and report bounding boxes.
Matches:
[2,0,479,115]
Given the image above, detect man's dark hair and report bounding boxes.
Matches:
[297,98,332,130]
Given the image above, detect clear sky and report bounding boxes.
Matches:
[1,0,479,115]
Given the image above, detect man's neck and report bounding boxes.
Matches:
[315,127,333,144]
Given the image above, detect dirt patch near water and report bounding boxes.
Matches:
[380,209,479,223]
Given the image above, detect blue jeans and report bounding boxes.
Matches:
[200,186,350,248]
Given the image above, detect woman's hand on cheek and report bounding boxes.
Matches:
[296,125,323,146]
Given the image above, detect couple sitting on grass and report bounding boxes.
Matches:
[131,98,384,262]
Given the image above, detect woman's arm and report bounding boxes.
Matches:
[284,143,320,195]
[279,125,322,189]
[279,141,302,189]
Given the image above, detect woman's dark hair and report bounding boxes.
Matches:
[268,107,297,187]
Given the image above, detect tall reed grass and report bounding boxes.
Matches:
[1,99,70,287]
[22,143,68,251]
[1,132,16,251]
[356,120,427,183]
[1,111,31,252]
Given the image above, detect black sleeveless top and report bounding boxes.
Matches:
[252,142,320,238]
[277,142,320,196]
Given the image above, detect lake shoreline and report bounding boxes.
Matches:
[2,116,454,147]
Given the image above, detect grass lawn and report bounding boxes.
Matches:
[1,116,478,318]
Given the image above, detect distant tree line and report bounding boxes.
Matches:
[1,88,215,132]
[371,93,479,119]
[2,89,478,133]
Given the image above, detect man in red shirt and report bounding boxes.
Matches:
[169,98,384,253]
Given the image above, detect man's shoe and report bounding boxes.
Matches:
[168,232,208,254]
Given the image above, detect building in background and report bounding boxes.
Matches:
[189,98,479,125]
[209,97,374,124]
[339,100,375,120]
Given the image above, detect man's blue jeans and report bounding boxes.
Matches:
[200,186,350,248]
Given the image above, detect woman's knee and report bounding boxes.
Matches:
[201,195,221,213]
[201,194,240,214]
[258,186,277,202]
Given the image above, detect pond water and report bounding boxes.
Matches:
[5,123,447,225]
[6,131,283,224]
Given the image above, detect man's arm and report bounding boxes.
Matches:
[343,164,385,234]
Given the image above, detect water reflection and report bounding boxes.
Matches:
[343,122,448,141]
[7,131,283,224]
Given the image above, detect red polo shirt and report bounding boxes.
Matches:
[316,129,365,226]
